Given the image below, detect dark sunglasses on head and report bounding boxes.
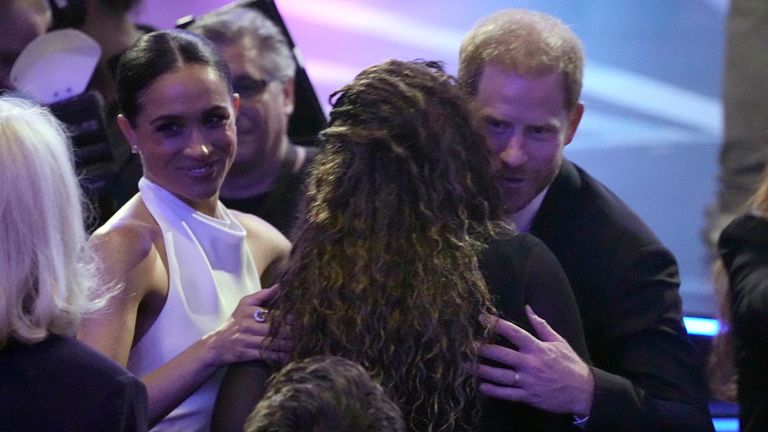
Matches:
[232,76,273,99]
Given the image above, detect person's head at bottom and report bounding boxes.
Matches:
[245,356,404,432]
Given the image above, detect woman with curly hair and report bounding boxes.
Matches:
[216,60,588,432]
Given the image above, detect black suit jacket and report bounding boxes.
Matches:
[479,233,590,432]
[0,335,148,432]
[530,160,713,432]
[719,213,768,432]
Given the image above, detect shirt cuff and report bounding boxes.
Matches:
[573,415,589,429]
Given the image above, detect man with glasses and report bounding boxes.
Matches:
[190,7,317,236]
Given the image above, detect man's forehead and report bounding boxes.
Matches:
[220,38,269,69]
[481,61,562,81]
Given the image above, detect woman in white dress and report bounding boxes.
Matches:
[77,29,291,431]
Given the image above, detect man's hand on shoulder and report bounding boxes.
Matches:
[468,306,595,416]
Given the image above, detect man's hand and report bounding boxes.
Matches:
[469,305,595,416]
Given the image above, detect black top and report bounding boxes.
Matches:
[222,145,319,238]
[478,232,589,432]
[719,213,768,432]
[0,335,148,431]
[530,160,713,432]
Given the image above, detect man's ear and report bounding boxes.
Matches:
[117,114,139,153]
[564,102,584,145]
[281,78,295,116]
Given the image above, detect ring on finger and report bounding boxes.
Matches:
[253,309,269,323]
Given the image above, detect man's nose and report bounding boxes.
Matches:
[499,133,527,167]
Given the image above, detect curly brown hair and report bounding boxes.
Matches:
[269,60,507,431]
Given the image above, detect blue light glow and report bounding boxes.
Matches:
[684,316,720,336]
[713,417,739,432]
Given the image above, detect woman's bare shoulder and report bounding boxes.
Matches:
[89,196,165,286]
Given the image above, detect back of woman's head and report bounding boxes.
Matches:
[315,59,503,230]
[116,29,232,124]
[272,60,503,431]
[0,97,96,348]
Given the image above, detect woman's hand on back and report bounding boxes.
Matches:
[202,285,292,366]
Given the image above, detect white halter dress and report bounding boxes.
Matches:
[127,178,262,431]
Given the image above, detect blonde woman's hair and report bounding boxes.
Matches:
[0,96,102,348]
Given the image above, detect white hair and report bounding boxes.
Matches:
[0,96,103,347]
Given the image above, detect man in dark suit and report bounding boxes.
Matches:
[459,9,714,431]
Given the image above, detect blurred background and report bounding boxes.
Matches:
[137,0,727,318]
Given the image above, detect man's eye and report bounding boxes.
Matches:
[233,76,270,99]
[485,118,509,132]
[528,125,554,137]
